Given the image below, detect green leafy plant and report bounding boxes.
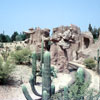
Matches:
[0,56,15,84]
[0,43,4,48]
[11,48,31,64]
[15,46,23,51]
[84,58,96,69]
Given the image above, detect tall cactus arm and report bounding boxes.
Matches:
[29,75,42,97]
[64,86,69,100]
[32,52,37,84]
[97,49,100,74]
[22,85,33,100]
[42,51,51,99]
[42,90,49,100]
[41,39,44,65]
[51,84,55,95]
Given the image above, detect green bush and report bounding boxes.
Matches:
[15,46,23,51]
[0,43,4,48]
[84,58,96,69]
[11,48,31,64]
[0,56,15,84]
[1,50,10,61]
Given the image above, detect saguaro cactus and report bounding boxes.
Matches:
[41,39,44,66]
[94,49,100,74]
[32,51,37,84]
[22,85,33,100]
[22,51,55,100]
[42,51,51,99]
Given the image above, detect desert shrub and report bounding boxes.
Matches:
[67,73,90,100]
[15,46,23,51]
[84,58,96,69]
[0,43,4,48]
[1,50,10,61]
[11,48,31,64]
[0,56,15,84]
[50,72,100,100]
[49,72,90,100]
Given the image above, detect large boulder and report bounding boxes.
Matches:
[50,25,82,72]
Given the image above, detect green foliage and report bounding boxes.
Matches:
[1,49,10,61]
[16,35,22,41]
[0,56,15,84]
[15,46,23,51]
[0,43,4,48]
[68,74,89,100]
[88,24,100,39]
[0,34,11,42]
[11,31,19,42]
[42,51,51,98]
[88,24,93,32]
[20,33,27,41]
[64,86,69,100]
[84,58,96,69]
[11,48,31,64]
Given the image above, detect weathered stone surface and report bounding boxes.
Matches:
[24,25,94,73]
[81,32,94,49]
[24,27,50,52]
[50,25,82,72]
[50,25,94,72]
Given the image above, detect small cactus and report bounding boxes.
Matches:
[22,85,33,100]
[64,86,69,100]
[77,67,85,83]
[43,90,49,100]
[51,84,55,95]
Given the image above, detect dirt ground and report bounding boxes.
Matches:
[0,65,72,100]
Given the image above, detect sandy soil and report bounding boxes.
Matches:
[0,65,72,100]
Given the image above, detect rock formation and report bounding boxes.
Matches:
[24,25,94,72]
[50,25,81,72]
[24,27,50,52]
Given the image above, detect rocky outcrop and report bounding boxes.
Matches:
[50,25,82,72]
[24,27,50,52]
[81,32,94,49]
[24,25,94,73]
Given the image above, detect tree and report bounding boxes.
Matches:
[0,34,8,42]
[88,24,93,32]
[5,35,11,42]
[21,33,27,40]
[88,24,99,39]
[93,27,98,39]
[16,35,22,41]
[97,27,100,38]
[11,31,19,42]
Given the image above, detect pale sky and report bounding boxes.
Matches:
[0,0,100,35]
